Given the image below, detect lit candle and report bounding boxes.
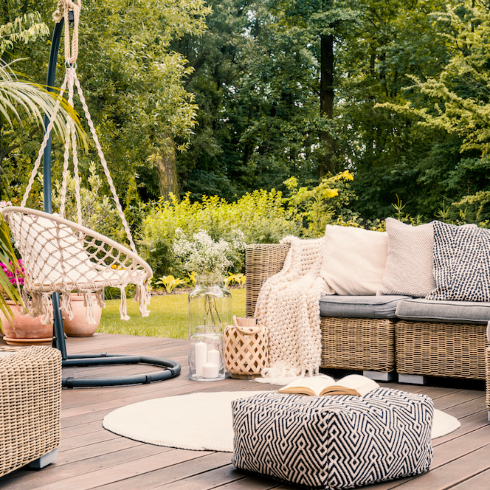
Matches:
[195,342,207,376]
[202,362,219,379]
[208,349,220,366]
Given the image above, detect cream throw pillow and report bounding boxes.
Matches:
[321,225,388,296]
[379,218,435,297]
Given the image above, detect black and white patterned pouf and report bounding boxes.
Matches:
[232,388,433,489]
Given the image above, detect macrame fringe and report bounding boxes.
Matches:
[119,286,130,321]
[95,290,106,309]
[30,291,43,318]
[61,292,75,321]
[21,288,30,316]
[83,292,97,325]
[134,284,150,318]
[41,293,54,325]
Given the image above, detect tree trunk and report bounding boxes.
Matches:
[319,32,335,178]
[155,133,179,201]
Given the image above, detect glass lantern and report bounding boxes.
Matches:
[188,274,232,381]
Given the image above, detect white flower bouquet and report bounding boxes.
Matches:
[173,229,245,277]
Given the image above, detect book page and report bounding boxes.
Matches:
[277,375,336,397]
[335,375,379,397]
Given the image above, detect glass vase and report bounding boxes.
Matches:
[188,274,232,381]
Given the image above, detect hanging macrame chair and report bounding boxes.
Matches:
[1,0,151,326]
[0,0,180,389]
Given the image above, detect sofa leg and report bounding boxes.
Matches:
[29,448,58,469]
[398,374,426,385]
[363,371,395,382]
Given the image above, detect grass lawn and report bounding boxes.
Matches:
[97,288,246,339]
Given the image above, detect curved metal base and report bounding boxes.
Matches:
[62,354,181,388]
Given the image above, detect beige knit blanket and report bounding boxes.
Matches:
[255,236,333,379]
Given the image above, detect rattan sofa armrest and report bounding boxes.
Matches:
[245,243,290,316]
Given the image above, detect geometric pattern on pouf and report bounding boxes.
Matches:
[232,388,433,489]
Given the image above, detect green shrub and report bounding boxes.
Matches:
[140,189,300,277]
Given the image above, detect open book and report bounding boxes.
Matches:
[277,374,379,397]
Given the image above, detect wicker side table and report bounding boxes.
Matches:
[0,346,62,477]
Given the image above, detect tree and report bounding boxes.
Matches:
[0,0,210,204]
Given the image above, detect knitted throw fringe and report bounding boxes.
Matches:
[255,236,331,380]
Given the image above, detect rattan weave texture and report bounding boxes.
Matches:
[321,317,395,372]
[486,347,490,410]
[396,321,486,380]
[0,346,61,477]
[245,244,290,317]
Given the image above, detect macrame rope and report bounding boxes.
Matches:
[72,71,137,253]
[59,68,83,224]
[21,77,69,207]
[60,70,74,218]
[53,0,81,64]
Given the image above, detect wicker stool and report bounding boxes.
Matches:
[0,346,61,477]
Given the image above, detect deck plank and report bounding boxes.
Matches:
[1,334,488,490]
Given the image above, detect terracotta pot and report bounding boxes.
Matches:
[62,294,102,337]
[0,300,53,344]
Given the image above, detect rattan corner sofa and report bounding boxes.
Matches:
[246,244,488,383]
[0,346,61,477]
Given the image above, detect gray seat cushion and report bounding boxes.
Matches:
[395,298,490,324]
[320,295,409,319]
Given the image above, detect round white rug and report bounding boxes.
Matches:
[103,391,461,452]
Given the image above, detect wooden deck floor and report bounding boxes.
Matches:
[1,333,490,490]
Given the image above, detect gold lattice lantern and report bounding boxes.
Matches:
[223,316,268,379]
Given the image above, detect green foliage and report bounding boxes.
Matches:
[285,171,356,237]
[140,189,300,277]
[4,0,490,230]
[0,12,48,54]
[1,0,210,207]
[141,171,358,277]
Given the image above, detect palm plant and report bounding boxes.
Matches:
[0,59,85,142]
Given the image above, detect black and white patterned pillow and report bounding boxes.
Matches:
[427,221,490,301]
